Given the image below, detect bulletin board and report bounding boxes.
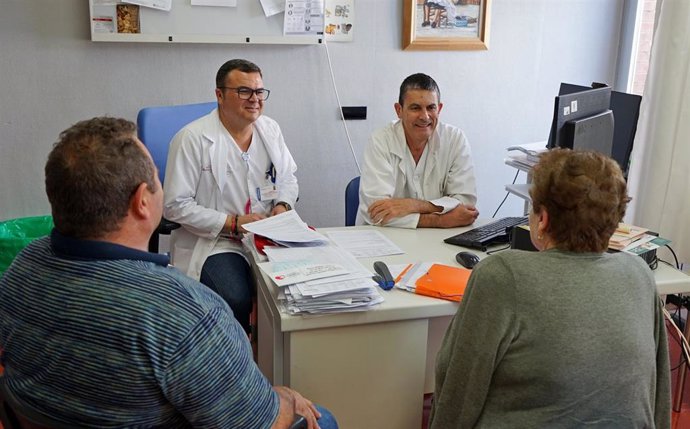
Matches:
[89,0,324,45]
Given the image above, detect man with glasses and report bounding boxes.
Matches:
[164,59,298,335]
[357,73,478,228]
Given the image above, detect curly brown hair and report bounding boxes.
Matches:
[45,117,157,240]
[529,149,631,253]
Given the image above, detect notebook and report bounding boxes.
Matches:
[414,264,471,302]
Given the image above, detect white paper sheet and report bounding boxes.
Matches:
[284,0,324,35]
[259,0,285,16]
[324,0,354,42]
[264,245,371,279]
[258,260,349,286]
[192,0,237,6]
[242,210,328,244]
[122,0,172,11]
[326,230,404,258]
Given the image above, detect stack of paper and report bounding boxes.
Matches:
[609,223,649,250]
[505,142,549,170]
[258,245,384,315]
[621,234,671,256]
[242,210,329,247]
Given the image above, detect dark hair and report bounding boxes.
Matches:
[44,117,157,239]
[529,149,631,253]
[398,73,441,106]
[215,59,263,88]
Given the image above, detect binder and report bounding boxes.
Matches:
[414,263,471,302]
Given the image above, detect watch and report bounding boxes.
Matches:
[275,201,292,211]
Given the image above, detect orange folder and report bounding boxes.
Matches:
[414,264,471,302]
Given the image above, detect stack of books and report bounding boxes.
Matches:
[608,223,649,251]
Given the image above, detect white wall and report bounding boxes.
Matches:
[0,0,625,227]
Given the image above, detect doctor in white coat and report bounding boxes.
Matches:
[164,59,298,334]
[357,73,478,229]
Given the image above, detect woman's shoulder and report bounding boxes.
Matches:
[469,249,540,285]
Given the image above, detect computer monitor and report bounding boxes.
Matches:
[558,83,642,177]
[546,85,614,161]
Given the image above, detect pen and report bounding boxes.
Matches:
[394,263,413,284]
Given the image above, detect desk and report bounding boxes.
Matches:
[254,223,690,429]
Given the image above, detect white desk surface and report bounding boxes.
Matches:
[259,222,690,333]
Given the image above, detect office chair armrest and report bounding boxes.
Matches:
[158,218,181,235]
[289,415,307,429]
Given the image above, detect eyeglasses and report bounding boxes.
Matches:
[218,86,271,101]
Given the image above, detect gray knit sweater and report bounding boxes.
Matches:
[430,249,671,429]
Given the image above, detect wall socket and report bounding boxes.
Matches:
[341,106,367,120]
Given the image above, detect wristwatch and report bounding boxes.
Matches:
[275,201,292,211]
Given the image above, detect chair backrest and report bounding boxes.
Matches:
[136,101,216,184]
[345,176,360,227]
[0,381,64,429]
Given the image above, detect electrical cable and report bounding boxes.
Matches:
[648,256,658,270]
[322,41,361,175]
[658,258,676,268]
[486,244,511,255]
[491,169,520,218]
[665,244,680,270]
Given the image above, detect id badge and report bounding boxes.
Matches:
[256,185,279,201]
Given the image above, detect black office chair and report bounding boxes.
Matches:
[345,176,360,226]
[136,101,216,253]
[0,380,71,429]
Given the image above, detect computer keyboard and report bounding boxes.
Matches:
[444,216,529,251]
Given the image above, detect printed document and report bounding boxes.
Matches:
[326,230,403,258]
[257,260,349,287]
[259,0,284,16]
[242,210,328,245]
[122,0,172,11]
[192,0,237,7]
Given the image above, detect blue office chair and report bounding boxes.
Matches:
[345,176,360,226]
[137,101,216,252]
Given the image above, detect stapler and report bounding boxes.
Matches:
[373,261,395,290]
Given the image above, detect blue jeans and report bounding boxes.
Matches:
[200,252,253,334]
[315,405,338,429]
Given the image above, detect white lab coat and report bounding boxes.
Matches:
[163,109,298,280]
[356,120,476,228]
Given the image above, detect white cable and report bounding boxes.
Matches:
[662,298,690,364]
[322,40,362,175]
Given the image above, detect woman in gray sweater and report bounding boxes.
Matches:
[429,149,671,428]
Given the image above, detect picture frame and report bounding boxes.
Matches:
[403,0,491,51]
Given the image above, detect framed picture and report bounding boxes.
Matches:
[403,0,491,50]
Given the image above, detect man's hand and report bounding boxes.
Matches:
[368,198,437,225]
[419,204,479,228]
[272,386,322,429]
[271,205,288,216]
[444,204,479,227]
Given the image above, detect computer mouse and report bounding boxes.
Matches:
[456,251,480,269]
